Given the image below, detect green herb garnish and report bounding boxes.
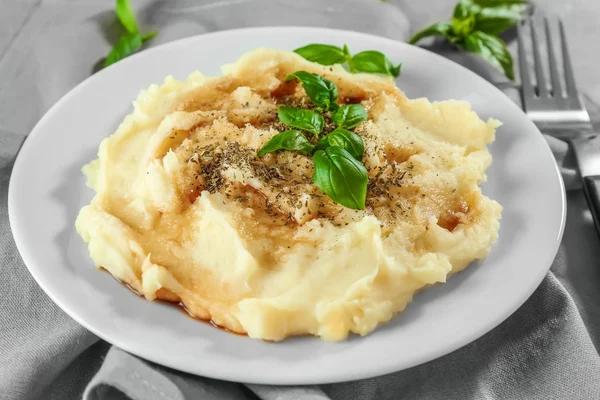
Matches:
[315,128,365,161]
[257,130,314,157]
[104,0,157,68]
[293,44,401,78]
[257,71,369,209]
[293,44,349,66]
[115,0,139,33]
[408,0,528,80]
[277,106,325,137]
[331,104,368,129]
[349,51,402,76]
[463,31,514,79]
[312,146,368,210]
[468,0,530,35]
[286,71,339,111]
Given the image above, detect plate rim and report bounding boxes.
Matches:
[8,26,567,384]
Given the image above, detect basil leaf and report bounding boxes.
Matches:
[474,17,518,36]
[342,44,351,60]
[312,147,368,210]
[473,5,527,35]
[315,128,365,160]
[452,2,476,37]
[473,16,519,36]
[142,31,157,41]
[457,0,526,36]
[257,130,313,157]
[286,71,339,111]
[331,104,368,129]
[463,31,514,80]
[104,32,143,67]
[349,51,401,77]
[278,106,325,136]
[116,0,139,33]
[294,44,348,65]
[408,22,455,44]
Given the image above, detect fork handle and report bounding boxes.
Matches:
[583,175,600,237]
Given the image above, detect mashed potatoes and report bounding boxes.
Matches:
[75,48,502,341]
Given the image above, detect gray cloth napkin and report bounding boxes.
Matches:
[80,275,600,400]
[1,1,600,400]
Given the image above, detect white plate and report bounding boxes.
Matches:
[8,27,566,385]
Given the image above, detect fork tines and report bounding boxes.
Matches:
[517,16,580,107]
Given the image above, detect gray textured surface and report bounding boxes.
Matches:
[1,1,599,399]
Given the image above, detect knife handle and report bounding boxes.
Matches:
[583,175,600,237]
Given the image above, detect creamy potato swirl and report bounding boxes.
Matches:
[75,48,502,341]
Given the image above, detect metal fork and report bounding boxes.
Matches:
[518,16,600,237]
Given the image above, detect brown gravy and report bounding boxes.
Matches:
[99,267,248,337]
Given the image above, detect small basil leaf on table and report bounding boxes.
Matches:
[104,32,143,67]
[472,3,528,35]
[278,106,325,136]
[286,71,339,111]
[408,0,524,80]
[473,15,519,37]
[408,22,455,45]
[331,104,368,129]
[142,31,158,41]
[463,30,514,80]
[293,44,348,65]
[312,146,368,210]
[257,130,313,157]
[116,0,139,33]
[452,2,476,37]
[349,51,402,77]
[315,128,365,160]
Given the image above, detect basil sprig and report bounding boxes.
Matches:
[257,71,369,209]
[463,31,513,79]
[349,51,402,77]
[293,44,401,78]
[104,0,157,68]
[286,71,339,111]
[468,0,530,35]
[315,128,364,161]
[277,106,324,136]
[257,130,314,157]
[408,0,528,80]
[331,104,368,129]
[313,147,368,210]
[294,44,350,66]
[115,0,139,33]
